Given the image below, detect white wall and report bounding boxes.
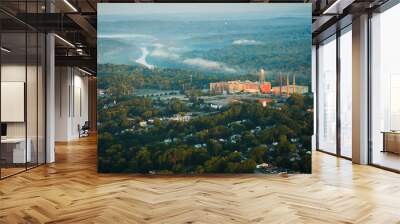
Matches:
[1,64,41,139]
[1,63,46,164]
[55,67,70,141]
[1,64,26,81]
[55,67,89,141]
[1,64,26,138]
[72,73,89,138]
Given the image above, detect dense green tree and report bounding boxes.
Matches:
[250,146,268,164]
[97,64,313,174]
[136,148,153,173]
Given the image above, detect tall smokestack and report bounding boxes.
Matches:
[292,75,296,94]
[279,73,282,96]
[286,74,290,97]
[259,68,265,85]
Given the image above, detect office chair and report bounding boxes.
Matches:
[79,121,90,138]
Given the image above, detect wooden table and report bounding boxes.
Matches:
[381,131,400,154]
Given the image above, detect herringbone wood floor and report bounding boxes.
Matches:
[1,135,400,224]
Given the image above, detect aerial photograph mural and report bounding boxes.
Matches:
[97,3,312,174]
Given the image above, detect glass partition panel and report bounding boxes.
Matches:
[0,1,46,179]
[27,30,38,169]
[371,4,400,171]
[1,31,27,177]
[317,35,337,154]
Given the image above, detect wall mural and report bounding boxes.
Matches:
[97,3,312,174]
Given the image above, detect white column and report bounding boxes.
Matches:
[352,14,369,164]
[46,32,55,163]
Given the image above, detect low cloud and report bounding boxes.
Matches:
[168,47,181,52]
[149,44,236,73]
[152,43,164,48]
[232,39,261,45]
[150,49,180,60]
[150,43,180,60]
[183,58,236,73]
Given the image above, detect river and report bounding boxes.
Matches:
[135,47,154,69]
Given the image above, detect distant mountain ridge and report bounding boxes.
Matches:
[98,17,311,83]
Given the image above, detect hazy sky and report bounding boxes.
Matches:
[98,3,310,21]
